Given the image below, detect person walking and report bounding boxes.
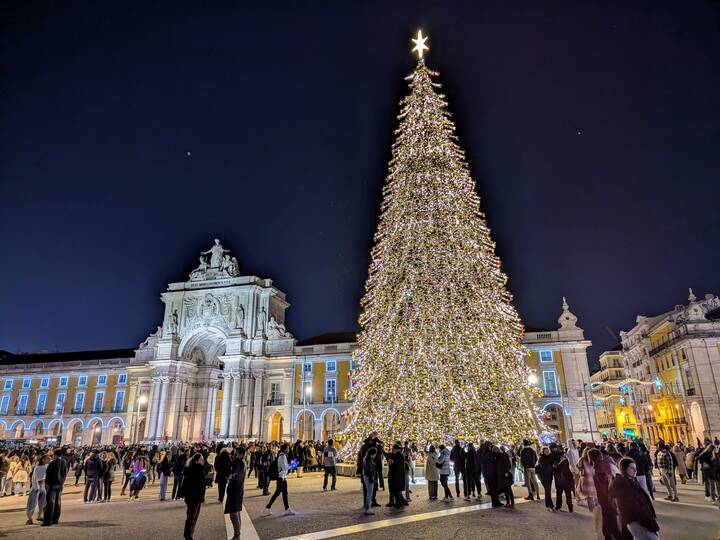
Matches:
[424,445,439,500]
[214,447,231,503]
[625,442,650,494]
[579,448,603,540]
[42,449,68,527]
[520,440,539,501]
[25,454,48,524]
[260,444,273,496]
[609,458,660,540]
[590,448,621,540]
[436,444,453,502]
[225,447,246,540]
[180,453,208,540]
[362,447,379,514]
[158,450,172,501]
[264,443,294,515]
[13,457,30,496]
[657,443,679,502]
[83,451,102,503]
[322,439,338,491]
[120,452,133,496]
[172,449,187,500]
[553,448,574,512]
[537,446,555,511]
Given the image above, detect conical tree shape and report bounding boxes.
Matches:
[342,61,541,452]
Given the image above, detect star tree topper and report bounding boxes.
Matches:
[412,29,429,60]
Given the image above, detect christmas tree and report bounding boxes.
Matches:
[342,32,541,452]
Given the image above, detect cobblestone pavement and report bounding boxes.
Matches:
[2,471,718,539]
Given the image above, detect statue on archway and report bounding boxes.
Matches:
[202,239,230,269]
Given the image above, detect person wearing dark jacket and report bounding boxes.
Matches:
[625,442,649,495]
[83,452,102,503]
[464,443,481,500]
[172,450,187,500]
[450,440,465,498]
[356,433,383,508]
[42,449,68,527]
[214,448,232,503]
[520,441,539,500]
[386,444,407,509]
[158,451,172,501]
[609,458,659,540]
[537,447,555,511]
[553,451,574,512]
[495,447,514,508]
[180,453,208,540]
[224,448,246,540]
[479,442,502,507]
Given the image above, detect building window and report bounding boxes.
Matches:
[301,381,312,402]
[118,373,128,385]
[3,379,12,391]
[74,392,85,412]
[114,390,125,411]
[40,377,50,389]
[540,350,553,363]
[542,370,559,396]
[17,394,29,414]
[303,362,312,374]
[0,394,9,414]
[325,379,337,401]
[55,392,66,411]
[36,393,48,414]
[59,376,68,388]
[97,374,107,386]
[22,378,32,389]
[78,375,88,387]
[326,360,337,372]
[270,383,280,402]
[93,391,105,413]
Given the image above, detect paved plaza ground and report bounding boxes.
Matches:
[1,471,718,539]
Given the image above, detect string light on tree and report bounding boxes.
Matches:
[341,31,543,455]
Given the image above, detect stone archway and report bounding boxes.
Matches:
[11,420,25,439]
[268,412,284,441]
[88,419,103,445]
[322,410,340,441]
[32,421,44,437]
[67,419,83,446]
[543,404,567,442]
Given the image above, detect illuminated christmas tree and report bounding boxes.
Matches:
[342,31,541,452]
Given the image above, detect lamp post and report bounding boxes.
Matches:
[302,384,311,440]
[52,397,66,446]
[132,394,148,444]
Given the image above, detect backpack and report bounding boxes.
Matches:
[268,459,279,480]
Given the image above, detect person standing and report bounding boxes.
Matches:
[83,451,101,503]
[158,450,172,501]
[657,443,679,502]
[42,449,68,527]
[214,447,231,503]
[480,442,501,508]
[553,448,573,512]
[357,433,382,509]
[435,444,453,502]
[424,445,439,500]
[387,444,407,509]
[260,444,273,496]
[26,454,48,524]
[120,452,133,496]
[520,440,539,501]
[625,442,650,494]
[495,446,514,508]
[264,443,294,515]
[537,446,555,511]
[609,458,660,540]
[102,452,116,502]
[450,440,464,498]
[224,448,246,540]
[362,447,379,514]
[464,442,479,501]
[322,439,338,491]
[180,453,208,540]
[672,444,688,484]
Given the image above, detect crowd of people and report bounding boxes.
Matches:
[1,434,718,540]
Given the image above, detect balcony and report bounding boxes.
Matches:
[15,409,27,415]
[648,325,689,357]
[32,409,47,415]
[266,397,285,406]
[110,406,125,413]
[71,407,84,414]
[91,407,104,414]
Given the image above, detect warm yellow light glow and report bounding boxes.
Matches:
[647,405,653,410]
[528,373,539,385]
[305,386,312,395]
[138,395,148,405]
[411,30,429,60]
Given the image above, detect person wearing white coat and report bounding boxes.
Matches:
[436,445,453,501]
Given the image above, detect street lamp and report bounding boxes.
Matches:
[132,393,148,443]
[528,373,539,385]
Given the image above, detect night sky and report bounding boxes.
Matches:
[2,1,719,369]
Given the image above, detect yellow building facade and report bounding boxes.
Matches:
[590,348,638,438]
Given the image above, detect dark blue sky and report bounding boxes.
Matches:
[1,1,719,368]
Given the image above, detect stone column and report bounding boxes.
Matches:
[238,373,252,438]
[205,384,217,440]
[154,379,169,440]
[220,375,232,438]
[146,378,161,440]
[125,382,138,442]
[164,379,181,439]
[251,371,264,439]
[229,375,240,439]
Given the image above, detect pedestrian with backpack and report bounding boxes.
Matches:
[264,443,294,515]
